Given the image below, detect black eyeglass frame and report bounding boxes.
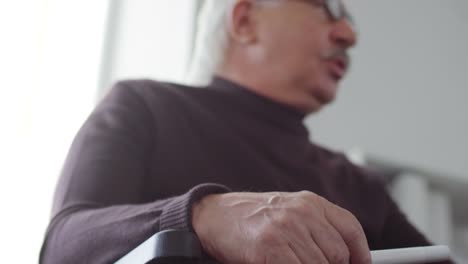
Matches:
[256,0,355,29]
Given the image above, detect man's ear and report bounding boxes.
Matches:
[227,0,258,44]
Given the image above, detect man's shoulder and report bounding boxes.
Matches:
[111,78,202,99]
[101,79,225,125]
[105,79,216,110]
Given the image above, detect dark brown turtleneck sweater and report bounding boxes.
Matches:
[40,77,446,263]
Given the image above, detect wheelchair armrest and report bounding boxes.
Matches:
[114,229,218,264]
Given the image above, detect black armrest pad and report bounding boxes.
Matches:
[115,229,216,264]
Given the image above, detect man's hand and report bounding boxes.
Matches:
[192,191,371,264]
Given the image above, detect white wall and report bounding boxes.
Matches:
[307,0,468,180]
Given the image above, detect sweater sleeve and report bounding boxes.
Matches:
[39,81,230,263]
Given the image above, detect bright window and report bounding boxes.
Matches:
[0,0,197,262]
[0,1,110,262]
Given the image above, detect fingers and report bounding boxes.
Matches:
[306,217,351,263]
[294,192,370,263]
[289,224,329,264]
[270,205,358,264]
[253,213,327,264]
[273,192,350,264]
[324,203,372,264]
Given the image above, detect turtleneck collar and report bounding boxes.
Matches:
[208,76,309,138]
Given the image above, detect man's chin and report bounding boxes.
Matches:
[297,83,337,114]
[313,85,337,105]
[301,96,331,115]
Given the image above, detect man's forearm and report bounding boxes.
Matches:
[40,202,166,263]
[40,184,229,264]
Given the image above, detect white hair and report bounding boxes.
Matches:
[185,0,236,85]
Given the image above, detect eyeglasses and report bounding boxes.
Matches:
[258,0,355,27]
[322,0,354,24]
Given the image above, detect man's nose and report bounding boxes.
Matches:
[330,19,357,49]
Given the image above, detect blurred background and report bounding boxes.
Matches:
[0,0,466,262]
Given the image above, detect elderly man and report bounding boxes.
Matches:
[40,0,452,263]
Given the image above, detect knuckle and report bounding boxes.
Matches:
[272,211,293,228]
[296,191,325,209]
[337,208,365,237]
[290,199,309,215]
[297,190,317,200]
[341,207,358,221]
[315,195,331,208]
[346,221,365,240]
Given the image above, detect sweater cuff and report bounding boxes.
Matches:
[159,183,230,231]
